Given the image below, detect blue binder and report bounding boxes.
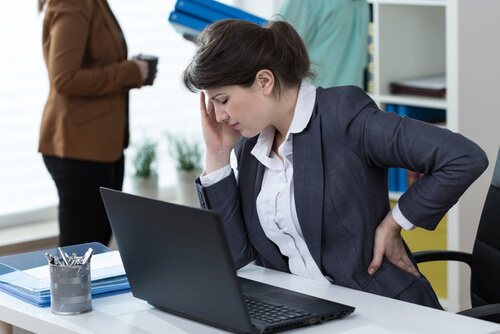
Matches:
[168,0,268,38]
[168,11,211,38]
[186,0,268,26]
[176,0,230,23]
[0,242,130,307]
[397,105,445,123]
[396,167,407,193]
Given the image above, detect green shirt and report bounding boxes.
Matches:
[279,0,369,88]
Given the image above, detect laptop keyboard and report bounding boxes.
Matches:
[244,296,312,323]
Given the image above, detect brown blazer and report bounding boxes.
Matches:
[39,0,143,162]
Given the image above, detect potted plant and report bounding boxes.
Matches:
[130,138,158,198]
[166,133,203,207]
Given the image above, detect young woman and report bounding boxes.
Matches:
[182,19,488,309]
[38,0,149,246]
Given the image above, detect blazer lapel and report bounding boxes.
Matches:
[293,108,324,268]
[96,0,127,60]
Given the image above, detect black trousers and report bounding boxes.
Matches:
[43,155,124,247]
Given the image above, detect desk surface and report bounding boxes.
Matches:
[1,264,499,334]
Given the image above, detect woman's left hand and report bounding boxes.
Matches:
[367,211,420,277]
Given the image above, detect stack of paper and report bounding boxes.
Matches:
[168,0,268,39]
[0,242,129,307]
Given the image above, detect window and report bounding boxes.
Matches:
[0,0,230,226]
[0,2,53,225]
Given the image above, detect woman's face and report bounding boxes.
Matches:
[205,80,273,138]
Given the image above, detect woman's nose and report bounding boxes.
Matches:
[215,108,229,123]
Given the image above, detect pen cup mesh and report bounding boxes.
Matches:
[50,262,92,315]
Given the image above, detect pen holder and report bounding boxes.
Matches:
[50,262,92,315]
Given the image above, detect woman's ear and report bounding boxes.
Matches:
[255,69,274,96]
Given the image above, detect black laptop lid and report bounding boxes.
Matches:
[100,187,255,334]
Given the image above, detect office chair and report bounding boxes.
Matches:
[414,146,500,323]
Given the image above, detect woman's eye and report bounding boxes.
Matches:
[222,99,228,105]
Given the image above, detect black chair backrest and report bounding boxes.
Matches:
[471,147,500,306]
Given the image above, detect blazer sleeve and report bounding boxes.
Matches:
[43,0,142,96]
[330,86,488,230]
[195,169,258,269]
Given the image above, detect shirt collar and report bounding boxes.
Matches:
[288,80,317,136]
[251,81,317,163]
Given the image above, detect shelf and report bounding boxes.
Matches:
[373,94,447,109]
[375,4,446,96]
[368,0,500,313]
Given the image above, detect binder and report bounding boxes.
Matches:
[168,0,268,39]
[185,0,268,26]
[0,242,130,307]
[168,11,211,38]
[396,167,407,193]
[176,0,230,23]
[397,105,445,124]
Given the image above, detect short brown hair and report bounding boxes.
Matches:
[183,19,314,97]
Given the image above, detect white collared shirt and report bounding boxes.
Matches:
[201,81,414,283]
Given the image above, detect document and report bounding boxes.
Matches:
[0,243,130,306]
[23,251,125,281]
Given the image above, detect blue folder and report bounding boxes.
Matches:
[396,167,407,193]
[397,105,445,123]
[168,11,211,38]
[0,242,130,307]
[168,0,268,38]
[176,0,229,23]
[186,0,268,26]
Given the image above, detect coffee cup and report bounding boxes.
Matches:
[140,55,158,86]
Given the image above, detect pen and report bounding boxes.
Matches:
[68,253,77,266]
[58,247,69,265]
[82,248,94,265]
[45,252,54,265]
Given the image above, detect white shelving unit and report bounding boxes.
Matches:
[369,0,500,312]
[238,0,500,313]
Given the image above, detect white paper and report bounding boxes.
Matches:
[23,251,125,281]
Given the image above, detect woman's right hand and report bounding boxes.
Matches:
[200,92,240,174]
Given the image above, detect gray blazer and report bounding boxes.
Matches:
[196,86,488,308]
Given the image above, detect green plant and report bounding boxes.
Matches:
[132,139,157,178]
[166,133,202,171]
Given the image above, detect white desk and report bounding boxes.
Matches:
[1,264,499,334]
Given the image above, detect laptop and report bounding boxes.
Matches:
[100,187,355,334]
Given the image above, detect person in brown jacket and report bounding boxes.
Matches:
[38,0,150,246]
